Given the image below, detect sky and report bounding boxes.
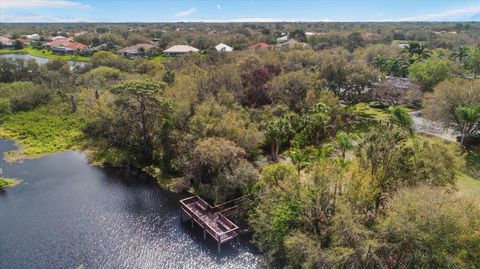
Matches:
[1,0,480,23]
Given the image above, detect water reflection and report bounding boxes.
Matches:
[0,53,87,69]
[0,139,259,269]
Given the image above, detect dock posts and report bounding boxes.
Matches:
[218,242,221,253]
[191,218,194,228]
[203,229,206,240]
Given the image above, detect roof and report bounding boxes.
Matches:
[215,43,233,51]
[164,45,199,53]
[118,43,155,53]
[47,38,88,50]
[276,39,311,50]
[248,43,270,49]
[0,36,12,45]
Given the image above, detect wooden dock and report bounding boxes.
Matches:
[180,196,239,253]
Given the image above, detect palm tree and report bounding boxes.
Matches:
[455,104,480,145]
[404,41,430,62]
[452,46,469,63]
[335,131,358,159]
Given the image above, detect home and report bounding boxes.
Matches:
[117,43,155,57]
[248,42,271,50]
[47,38,88,55]
[16,37,31,46]
[163,45,199,57]
[0,36,13,48]
[21,34,40,41]
[276,35,289,43]
[215,43,233,52]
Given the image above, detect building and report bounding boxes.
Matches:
[276,35,289,43]
[248,42,271,50]
[0,36,13,48]
[117,43,155,57]
[47,38,88,55]
[215,43,233,52]
[21,34,40,41]
[163,45,199,57]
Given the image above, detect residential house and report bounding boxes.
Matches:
[0,36,13,48]
[248,43,271,50]
[21,34,40,41]
[47,38,88,55]
[117,43,155,57]
[276,35,289,43]
[215,43,233,52]
[163,45,199,57]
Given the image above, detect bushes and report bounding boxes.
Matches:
[0,82,53,112]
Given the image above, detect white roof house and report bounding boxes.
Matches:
[215,43,233,52]
[21,34,40,40]
[276,35,289,43]
[164,45,199,56]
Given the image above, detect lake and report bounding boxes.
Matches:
[0,53,87,69]
[0,139,259,269]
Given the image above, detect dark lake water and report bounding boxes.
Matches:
[0,139,259,269]
[0,53,87,69]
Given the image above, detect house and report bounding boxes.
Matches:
[0,36,13,48]
[16,37,31,46]
[21,34,40,41]
[248,43,271,50]
[163,45,199,57]
[215,43,233,52]
[47,38,88,55]
[276,35,289,43]
[117,43,155,57]
[275,39,311,50]
[84,43,113,56]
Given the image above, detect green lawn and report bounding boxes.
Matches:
[150,54,169,62]
[348,102,392,122]
[0,105,87,161]
[0,46,91,62]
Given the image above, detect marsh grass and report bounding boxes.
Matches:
[0,105,87,161]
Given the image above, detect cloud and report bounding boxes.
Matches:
[171,17,333,23]
[1,0,90,9]
[0,12,92,22]
[216,4,221,10]
[174,7,196,17]
[398,6,480,21]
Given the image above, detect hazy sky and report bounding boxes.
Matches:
[1,0,479,23]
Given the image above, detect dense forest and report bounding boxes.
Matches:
[1,22,480,268]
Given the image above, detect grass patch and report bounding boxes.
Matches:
[0,105,87,161]
[0,177,21,188]
[348,102,391,122]
[0,46,91,62]
[150,54,169,63]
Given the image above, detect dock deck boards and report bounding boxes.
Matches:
[180,196,239,244]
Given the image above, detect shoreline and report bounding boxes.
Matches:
[0,47,91,62]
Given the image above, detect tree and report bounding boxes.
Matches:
[265,117,293,162]
[289,29,307,42]
[189,137,256,203]
[389,106,413,131]
[408,58,452,91]
[404,41,430,61]
[162,70,175,86]
[423,79,480,143]
[377,187,480,268]
[345,32,365,52]
[372,78,422,106]
[240,64,281,107]
[335,131,357,159]
[13,40,23,50]
[466,46,480,78]
[111,79,169,162]
[455,104,480,145]
[451,45,469,63]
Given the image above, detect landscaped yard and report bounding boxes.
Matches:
[0,46,91,62]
